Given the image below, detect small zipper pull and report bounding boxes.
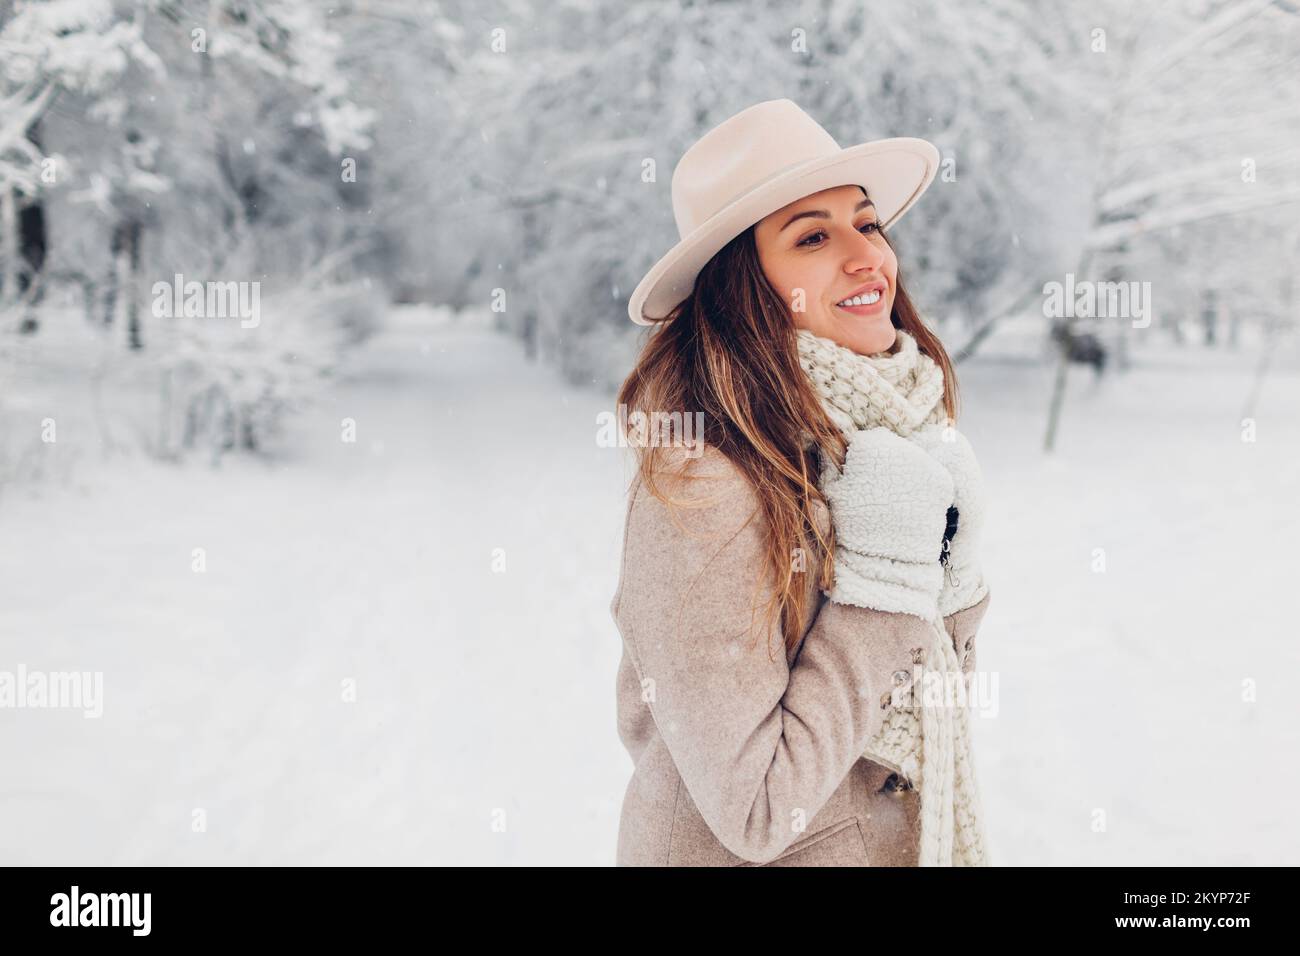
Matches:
[940,538,960,587]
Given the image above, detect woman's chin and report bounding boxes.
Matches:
[828,312,894,355]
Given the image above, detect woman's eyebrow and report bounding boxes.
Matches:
[779,198,875,232]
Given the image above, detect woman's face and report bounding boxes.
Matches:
[754,184,898,356]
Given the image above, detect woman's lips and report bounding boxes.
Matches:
[835,292,888,316]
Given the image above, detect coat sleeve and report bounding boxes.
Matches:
[943,585,991,675]
[612,451,941,864]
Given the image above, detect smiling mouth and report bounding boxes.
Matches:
[835,290,884,308]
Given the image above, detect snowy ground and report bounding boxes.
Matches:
[2,306,1298,865]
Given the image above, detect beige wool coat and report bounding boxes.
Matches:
[611,445,991,866]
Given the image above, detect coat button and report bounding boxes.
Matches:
[879,771,914,795]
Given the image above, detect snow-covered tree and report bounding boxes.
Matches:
[0,0,161,330]
[1041,0,1300,450]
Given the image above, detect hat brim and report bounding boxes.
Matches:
[627,137,940,325]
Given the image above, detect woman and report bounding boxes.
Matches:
[610,99,992,866]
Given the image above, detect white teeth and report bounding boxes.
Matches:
[837,290,883,307]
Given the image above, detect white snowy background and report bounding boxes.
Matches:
[1,0,1298,865]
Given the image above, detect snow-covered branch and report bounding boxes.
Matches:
[1087,185,1300,248]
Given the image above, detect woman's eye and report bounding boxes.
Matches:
[797,222,881,248]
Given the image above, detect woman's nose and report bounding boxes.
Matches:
[843,230,886,272]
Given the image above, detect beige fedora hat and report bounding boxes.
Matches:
[628,98,940,325]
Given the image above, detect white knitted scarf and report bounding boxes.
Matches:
[796,325,990,867]
[796,324,947,436]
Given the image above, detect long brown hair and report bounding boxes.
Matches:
[615,190,960,658]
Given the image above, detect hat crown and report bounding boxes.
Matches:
[671,99,841,238]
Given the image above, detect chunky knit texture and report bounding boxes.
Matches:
[796,325,948,436]
[796,324,990,867]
